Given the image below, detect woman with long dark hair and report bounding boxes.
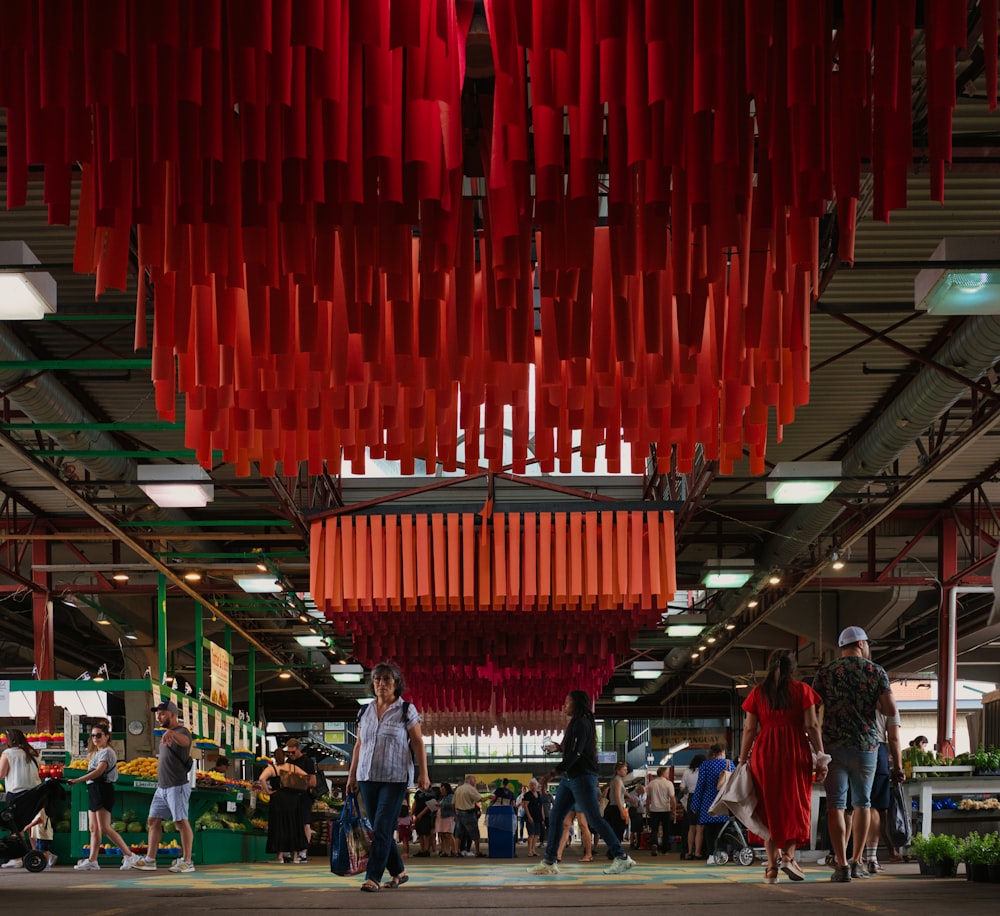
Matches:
[737,649,828,884]
[0,727,41,869]
[67,720,141,870]
[528,690,636,877]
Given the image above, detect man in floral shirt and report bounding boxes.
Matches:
[813,626,900,884]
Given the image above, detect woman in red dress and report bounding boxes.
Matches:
[738,649,829,884]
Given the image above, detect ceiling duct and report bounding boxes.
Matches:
[666,312,1000,671]
[0,325,205,551]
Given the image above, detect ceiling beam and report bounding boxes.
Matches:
[0,427,334,709]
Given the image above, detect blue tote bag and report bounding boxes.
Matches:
[330,792,373,876]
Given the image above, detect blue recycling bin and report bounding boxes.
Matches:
[486,804,517,858]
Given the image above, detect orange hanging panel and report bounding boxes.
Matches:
[462,512,476,606]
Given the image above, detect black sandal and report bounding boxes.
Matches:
[360,880,380,892]
[383,873,409,888]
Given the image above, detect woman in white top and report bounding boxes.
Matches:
[0,727,42,868]
[347,662,429,892]
[67,721,141,871]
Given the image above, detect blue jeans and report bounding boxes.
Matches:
[543,773,626,864]
[358,781,408,883]
[824,747,877,809]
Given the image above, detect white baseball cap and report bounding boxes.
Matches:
[838,625,869,647]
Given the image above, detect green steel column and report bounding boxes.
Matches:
[248,646,256,723]
[194,604,204,701]
[225,625,233,714]
[157,573,168,678]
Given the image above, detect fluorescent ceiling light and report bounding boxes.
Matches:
[613,689,639,703]
[356,696,375,705]
[766,461,841,504]
[137,464,214,508]
[668,740,690,754]
[234,573,283,593]
[295,635,327,648]
[701,558,755,589]
[332,663,365,683]
[915,237,1000,315]
[0,241,57,319]
[631,660,664,680]
[665,624,706,638]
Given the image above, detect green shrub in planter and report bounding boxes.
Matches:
[911,832,960,876]
[959,832,991,866]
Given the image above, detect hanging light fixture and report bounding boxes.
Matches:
[0,241,57,319]
[701,558,755,588]
[766,461,842,504]
[137,464,214,508]
[96,611,112,626]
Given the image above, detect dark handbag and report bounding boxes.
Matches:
[330,793,373,877]
[886,780,912,848]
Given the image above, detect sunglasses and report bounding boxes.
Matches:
[90,733,106,738]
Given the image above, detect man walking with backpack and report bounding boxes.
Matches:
[134,700,194,873]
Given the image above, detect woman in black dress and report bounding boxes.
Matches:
[256,749,309,864]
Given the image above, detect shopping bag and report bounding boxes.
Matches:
[886,780,912,848]
[330,793,373,877]
[277,764,311,792]
[708,761,770,841]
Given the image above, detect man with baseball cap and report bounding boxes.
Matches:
[133,700,195,873]
[813,627,902,883]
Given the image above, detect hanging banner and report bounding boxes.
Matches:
[209,641,230,709]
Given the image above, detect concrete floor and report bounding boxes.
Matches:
[2,854,997,915]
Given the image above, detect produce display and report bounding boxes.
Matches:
[904,746,1000,775]
[195,805,252,832]
[958,797,1000,811]
[37,762,64,778]
[118,756,159,778]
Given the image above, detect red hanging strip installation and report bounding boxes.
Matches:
[0,0,983,480]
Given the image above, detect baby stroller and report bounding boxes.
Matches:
[0,779,66,873]
[710,816,762,866]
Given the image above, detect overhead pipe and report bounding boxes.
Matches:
[666,312,1000,671]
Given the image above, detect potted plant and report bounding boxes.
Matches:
[910,832,960,877]
[959,832,990,881]
[970,746,1000,776]
[984,831,1000,884]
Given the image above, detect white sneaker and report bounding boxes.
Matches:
[45,855,58,870]
[461,851,476,857]
[169,859,196,874]
[132,857,158,871]
[706,855,716,865]
[527,861,560,875]
[603,855,637,875]
[1,860,23,869]
[73,859,101,871]
[121,853,142,870]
